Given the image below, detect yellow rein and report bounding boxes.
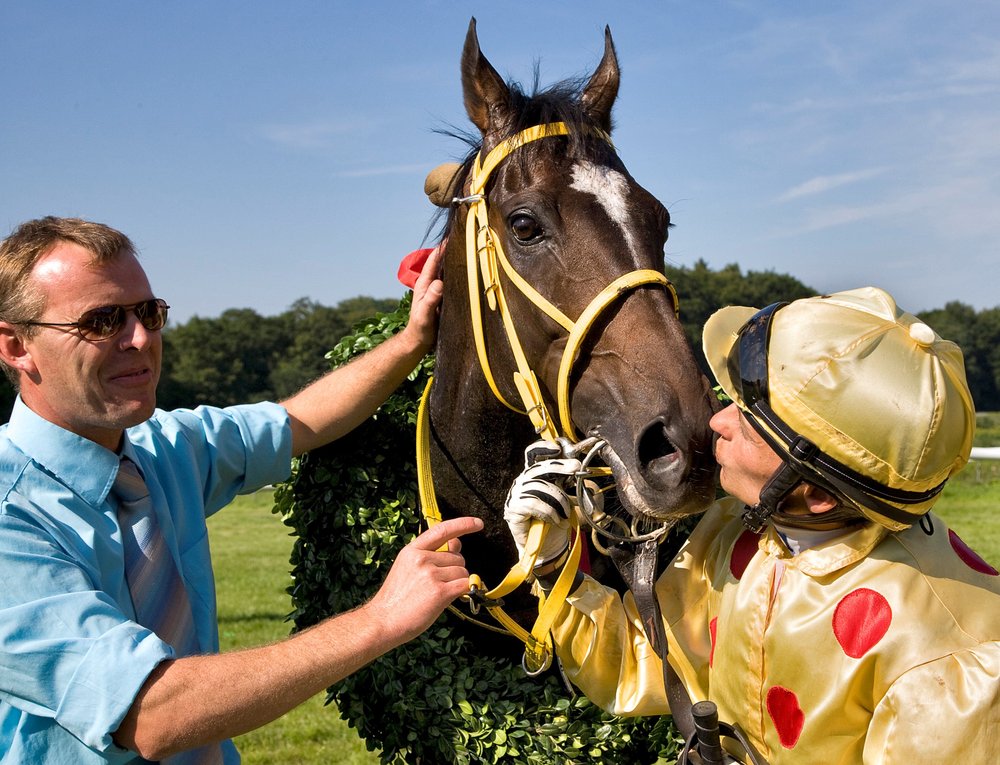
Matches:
[417,122,680,672]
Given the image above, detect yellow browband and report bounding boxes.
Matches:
[418,122,680,672]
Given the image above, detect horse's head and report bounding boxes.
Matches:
[431,19,717,540]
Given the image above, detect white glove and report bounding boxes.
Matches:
[522,439,564,467]
[503,457,581,564]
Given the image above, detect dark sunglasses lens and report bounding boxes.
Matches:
[79,306,125,339]
[136,299,168,330]
[76,300,168,339]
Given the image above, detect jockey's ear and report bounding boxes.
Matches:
[424,163,463,208]
[803,483,839,515]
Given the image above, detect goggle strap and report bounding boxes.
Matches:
[741,460,803,532]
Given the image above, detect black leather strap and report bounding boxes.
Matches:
[611,539,770,765]
[609,538,697,740]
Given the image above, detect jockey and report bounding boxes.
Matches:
[504,286,1000,763]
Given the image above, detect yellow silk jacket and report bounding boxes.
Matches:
[550,497,1000,763]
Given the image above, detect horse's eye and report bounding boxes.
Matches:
[509,213,543,243]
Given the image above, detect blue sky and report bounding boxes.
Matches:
[3,1,998,323]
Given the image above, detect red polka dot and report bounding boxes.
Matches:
[729,529,761,579]
[766,686,804,749]
[948,530,999,576]
[709,617,718,668]
[833,588,892,658]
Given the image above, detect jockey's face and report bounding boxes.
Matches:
[709,403,784,507]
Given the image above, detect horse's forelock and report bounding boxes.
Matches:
[509,75,613,153]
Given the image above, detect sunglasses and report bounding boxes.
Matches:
[17,298,170,341]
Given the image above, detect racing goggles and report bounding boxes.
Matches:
[727,301,786,411]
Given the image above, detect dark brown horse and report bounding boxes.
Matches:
[424,19,719,624]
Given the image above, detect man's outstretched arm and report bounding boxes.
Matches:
[113,515,481,761]
[281,243,444,457]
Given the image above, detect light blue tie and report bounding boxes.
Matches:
[115,458,223,764]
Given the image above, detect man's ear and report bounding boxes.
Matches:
[803,483,839,515]
[0,322,36,379]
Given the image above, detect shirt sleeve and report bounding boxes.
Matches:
[0,512,171,752]
[863,642,1000,764]
[142,401,292,516]
[549,576,671,716]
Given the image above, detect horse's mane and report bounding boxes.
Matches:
[426,71,617,244]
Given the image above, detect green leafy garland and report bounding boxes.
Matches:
[274,295,684,764]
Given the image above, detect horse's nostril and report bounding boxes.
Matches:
[637,421,680,483]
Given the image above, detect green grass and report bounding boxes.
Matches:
[934,458,1000,568]
[207,490,378,765]
[210,451,1000,764]
[933,412,1000,568]
[975,411,1000,447]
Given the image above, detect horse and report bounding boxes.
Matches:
[281,18,723,762]
[421,18,719,644]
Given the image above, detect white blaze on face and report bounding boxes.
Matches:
[570,160,636,254]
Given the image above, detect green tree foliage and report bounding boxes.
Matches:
[159,308,284,408]
[269,297,397,399]
[156,296,397,411]
[665,259,816,374]
[918,303,1000,411]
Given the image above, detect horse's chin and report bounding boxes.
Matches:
[600,442,709,524]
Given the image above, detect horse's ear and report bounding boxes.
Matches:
[580,26,620,134]
[461,17,512,137]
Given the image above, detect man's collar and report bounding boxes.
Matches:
[7,397,122,506]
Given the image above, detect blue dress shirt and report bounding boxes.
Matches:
[0,398,292,763]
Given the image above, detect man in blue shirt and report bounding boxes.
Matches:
[0,216,481,763]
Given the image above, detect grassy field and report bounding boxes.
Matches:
[208,490,379,764]
[210,447,1000,764]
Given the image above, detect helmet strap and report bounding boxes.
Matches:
[742,447,868,532]
[741,461,804,533]
[744,401,941,528]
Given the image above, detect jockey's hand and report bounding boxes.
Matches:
[503,458,581,564]
[522,439,563,467]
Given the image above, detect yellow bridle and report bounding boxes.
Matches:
[463,122,678,440]
[417,122,681,672]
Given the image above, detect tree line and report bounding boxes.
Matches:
[1,261,997,424]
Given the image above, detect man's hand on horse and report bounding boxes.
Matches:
[405,238,446,350]
[366,515,483,643]
[503,457,581,565]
